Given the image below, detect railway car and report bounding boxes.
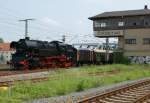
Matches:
[76,48,114,65]
[10,38,77,70]
[94,49,113,64]
[77,49,95,66]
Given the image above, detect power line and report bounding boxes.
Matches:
[0,5,83,36]
[0,5,24,19]
[0,6,103,43]
[0,23,24,33]
[0,9,76,38]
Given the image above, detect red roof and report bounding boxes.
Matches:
[0,43,14,51]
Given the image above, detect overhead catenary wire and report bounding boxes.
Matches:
[0,6,75,36]
[0,7,69,38]
[0,5,109,44]
[0,6,82,39]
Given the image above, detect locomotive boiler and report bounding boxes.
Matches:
[10,38,77,69]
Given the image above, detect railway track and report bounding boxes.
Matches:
[0,70,51,87]
[0,77,49,87]
[0,68,56,77]
[0,71,103,87]
[77,79,150,103]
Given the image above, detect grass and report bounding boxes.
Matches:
[0,64,150,103]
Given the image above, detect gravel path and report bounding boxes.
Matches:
[26,77,150,103]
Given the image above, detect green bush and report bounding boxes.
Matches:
[113,52,130,64]
[76,80,85,92]
[120,56,130,64]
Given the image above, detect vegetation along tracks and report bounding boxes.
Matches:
[78,78,150,103]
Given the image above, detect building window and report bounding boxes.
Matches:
[125,39,136,44]
[100,23,106,27]
[94,21,101,27]
[94,22,106,28]
[118,22,124,26]
[143,38,150,44]
[94,21,107,28]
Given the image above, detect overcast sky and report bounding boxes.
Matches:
[0,0,149,43]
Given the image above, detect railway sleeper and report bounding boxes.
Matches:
[125,88,150,93]
[110,95,136,101]
[123,90,147,94]
[116,94,139,99]
[129,86,150,91]
[133,93,150,103]
[98,99,114,103]
[138,85,150,89]
[134,87,150,91]
[124,91,150,95]
[128,88,150,93]
[122,93,145,97]
[103,97,131,103]
[114,94,137,100]
[100,92,143,101]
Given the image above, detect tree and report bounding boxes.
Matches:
[0,38,4,43]
[0,55,5,63]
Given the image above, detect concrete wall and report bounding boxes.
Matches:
[124,28,150,56]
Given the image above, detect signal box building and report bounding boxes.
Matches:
[89,6,150,64]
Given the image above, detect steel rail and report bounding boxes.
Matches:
[77,79,150,103]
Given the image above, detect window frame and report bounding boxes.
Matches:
[143,38,150,45]
[94,21,101,27]
[118,22,124,27]
[100,23,106,27]
[125,39,136,44]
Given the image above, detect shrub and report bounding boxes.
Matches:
[76,80,85,92]
[113,52,130,64]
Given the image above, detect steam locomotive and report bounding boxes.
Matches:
[10,38,114,70]
[10,38,77,69]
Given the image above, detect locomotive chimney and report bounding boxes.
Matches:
[144,5,148,10]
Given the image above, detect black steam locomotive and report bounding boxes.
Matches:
[10,38,77,69]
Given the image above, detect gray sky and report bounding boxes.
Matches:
[0,0,149,43]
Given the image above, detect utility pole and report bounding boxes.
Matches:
[62,35,66,43]
[105,37,109,63]
[19,19,34,38]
